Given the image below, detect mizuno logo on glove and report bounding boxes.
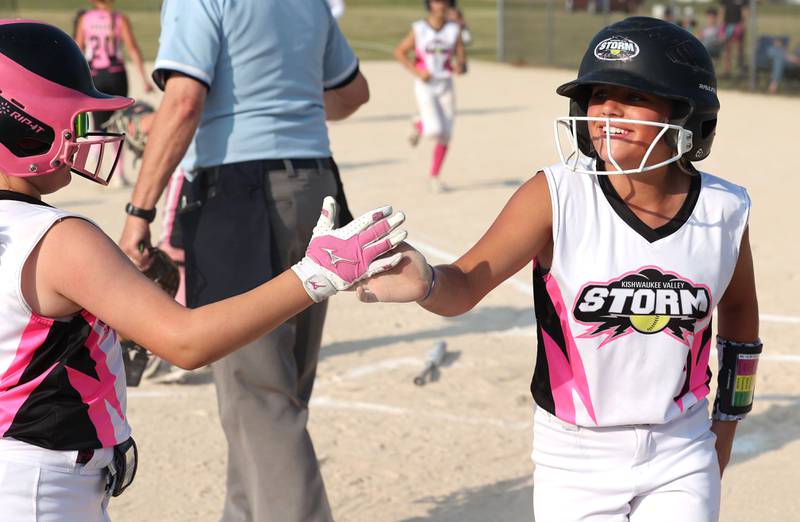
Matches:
[291,196,407,303]
[322,248,356,266]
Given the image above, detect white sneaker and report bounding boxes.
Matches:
[429,177,447,193]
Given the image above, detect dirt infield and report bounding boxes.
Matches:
[48,61,799,521]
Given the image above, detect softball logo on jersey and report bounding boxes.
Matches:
[425,38,452,57]
[573,267,711,345]
[594,36,640,61]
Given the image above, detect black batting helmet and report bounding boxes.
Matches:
[557,17,719,163]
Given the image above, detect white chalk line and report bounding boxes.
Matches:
[412,238,800,326]
[311,395,531,431]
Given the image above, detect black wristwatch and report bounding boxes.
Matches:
[125,203,157,223]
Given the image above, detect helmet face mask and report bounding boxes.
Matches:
[555,17,719,175]
[555,116,693,175]
[0,20,133,185]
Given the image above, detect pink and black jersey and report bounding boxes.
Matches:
[412,20,460,80]
[0,191,130,450]
[80,9,124,73]
[532,161,750,427]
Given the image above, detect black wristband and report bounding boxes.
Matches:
[125,203,157,223]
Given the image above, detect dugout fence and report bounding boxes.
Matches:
[496,0,800,92]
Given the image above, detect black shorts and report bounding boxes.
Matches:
[90,68,129,130]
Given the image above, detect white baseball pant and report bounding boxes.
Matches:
[0,438,113,522]
[414,77,455,144]
[532,400,721,522]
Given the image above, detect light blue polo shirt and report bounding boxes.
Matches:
[154,0,359,170]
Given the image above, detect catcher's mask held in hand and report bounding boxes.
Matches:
[554,17,719,175]
[0,20,133,185]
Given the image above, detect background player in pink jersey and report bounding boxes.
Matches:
[0,21,405,521]
[75,0,152,185]
[360,17,760,522]
[394,0,466,193]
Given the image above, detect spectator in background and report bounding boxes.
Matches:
[719,0,748,77]
[698,7,723,57]
[767,38,800,94]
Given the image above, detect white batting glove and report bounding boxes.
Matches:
[292,196,407,302]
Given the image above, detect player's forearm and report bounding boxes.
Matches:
[394,50,418,77]
[711,419,737,476]
[456,41,466,69]
[163,271,313,369]
[130,84,204,209]
[418,264,481,317]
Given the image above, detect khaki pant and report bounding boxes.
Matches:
[181,158,338,522]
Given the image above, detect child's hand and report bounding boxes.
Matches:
[355,243,431,303]
[417,70,432,82]
[292,197,407,302]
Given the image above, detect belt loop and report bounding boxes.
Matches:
[208,167,220,199]
[283,159,297,178]
[315,158,323,172]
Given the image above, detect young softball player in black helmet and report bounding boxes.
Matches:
[360,16,759,521]
[0,20,405,520]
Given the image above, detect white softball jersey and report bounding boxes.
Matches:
[0,192,130,451]
[532,161,750,427]
[412,20,460,80]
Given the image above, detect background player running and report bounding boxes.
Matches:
[362,17,760,522]
[394,0,466,193]
[0,21,405,521]
[74,0,152,186]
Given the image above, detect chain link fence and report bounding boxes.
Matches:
[497,0,800,93]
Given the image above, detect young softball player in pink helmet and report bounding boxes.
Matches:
[361,17,759,521]
[394,0,467,193]
[0,20,405,520]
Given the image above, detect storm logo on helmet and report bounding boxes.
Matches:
[573,267,711,347]
[594,37,640,61]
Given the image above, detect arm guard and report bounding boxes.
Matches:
[712,336,762,421]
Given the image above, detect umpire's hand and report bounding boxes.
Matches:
[120,215,154,270]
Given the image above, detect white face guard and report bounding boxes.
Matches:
[554,116,693,175]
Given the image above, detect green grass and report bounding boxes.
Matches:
[12,0,800,92]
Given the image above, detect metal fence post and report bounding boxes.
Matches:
[748,0,758,91]
[498,0,506,62]
[547,0,555,65]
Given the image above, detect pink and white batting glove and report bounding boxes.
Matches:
[292,196,407,302]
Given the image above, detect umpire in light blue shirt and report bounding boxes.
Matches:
[118,1,369,520]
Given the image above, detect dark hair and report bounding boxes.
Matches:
[705,7,718,16]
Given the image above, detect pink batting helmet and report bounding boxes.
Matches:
[0,20,133,185]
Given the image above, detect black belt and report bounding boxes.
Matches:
[261,157,332,171]
[196,157,332,176]
[191,158,333,201]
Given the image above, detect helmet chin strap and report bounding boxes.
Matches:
[554,116,693,175]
